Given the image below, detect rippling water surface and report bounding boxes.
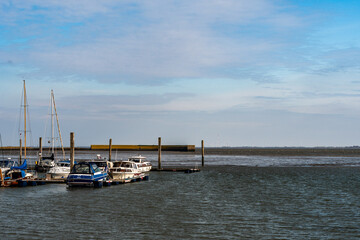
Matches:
[1,152,360,239]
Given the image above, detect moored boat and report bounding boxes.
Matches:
[35,89,65,173]
[0,159,19,177]
[2,81,34,186]
[2,159,33,186]
[48,160,72,180]
[35,154,55,172]
[67,162,107,187]
[109,160,143,180]
[128,155,152,172]
[87,155,113,173]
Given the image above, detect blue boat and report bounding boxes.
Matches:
[67,162,107,187]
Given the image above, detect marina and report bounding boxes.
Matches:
[0,134,202,188]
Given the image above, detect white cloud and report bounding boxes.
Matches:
[0,0,308,85]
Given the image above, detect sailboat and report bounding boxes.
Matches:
[1,80,33,186]
[0,134,19,179]
[36,90,65,172]
[36,90,70,179]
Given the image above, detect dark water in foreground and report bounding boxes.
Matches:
[1,153,360,239]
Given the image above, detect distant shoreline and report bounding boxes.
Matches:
[198,147,360,156]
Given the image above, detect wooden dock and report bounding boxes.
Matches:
[1,175,151,188]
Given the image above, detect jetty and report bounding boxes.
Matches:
[0,145,196,152]
[1,175,150,188]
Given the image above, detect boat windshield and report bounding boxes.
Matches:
[0,160,18,168]
[93,161,107,167]
[120,162,132,168]
[58,162,70,167]
[71,164,90,174]
[90,163,101,173]
[129,158,140,163]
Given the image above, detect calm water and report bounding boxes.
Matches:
[1,153,360,239]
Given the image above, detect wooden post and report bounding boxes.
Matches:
[70,132,75,171]
[158,137,162,170]
[39,137,42,162]
[108,138,112,161]
[201,140,204,167]
[19,139,22,165]
[0,168,4,187]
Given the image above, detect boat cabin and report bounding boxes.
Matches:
[71,162,101,174]
[0,159,19,169]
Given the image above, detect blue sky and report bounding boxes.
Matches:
[1,0,360,147]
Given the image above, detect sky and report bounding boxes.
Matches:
[1,0,360,147]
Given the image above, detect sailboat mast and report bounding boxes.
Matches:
[23,80,27,159]
[52,90,65,160]
[51,90,55,154]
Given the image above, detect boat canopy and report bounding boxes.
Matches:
[11,159,27,170]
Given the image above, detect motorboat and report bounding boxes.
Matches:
[67,162,107,187]
[87,155,113,173]
[48,160,72,180]
[128,155,152,172]
[109,161,143,180]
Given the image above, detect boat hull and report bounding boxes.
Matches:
[67,172,107,187]
[111,171,136,180]
[50,172,69,180]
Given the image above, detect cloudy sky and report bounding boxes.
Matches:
[1,0,360,147]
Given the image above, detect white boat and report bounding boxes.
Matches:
[128,155,152,172]
[48,160,71,179]
[109,161,143,180]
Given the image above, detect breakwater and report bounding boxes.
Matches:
[2,146,360,156]
[91,144,196,151]
[0,145,196,152]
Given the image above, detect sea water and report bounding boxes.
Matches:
[1,152,360,239]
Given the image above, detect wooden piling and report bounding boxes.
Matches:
[19,139,22,165]
[201,140,204,167]
[0,168,4,187]
[70,132,74,171]
[158,137,162,170]
[109,138,112,161]
[39,137,42,162]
